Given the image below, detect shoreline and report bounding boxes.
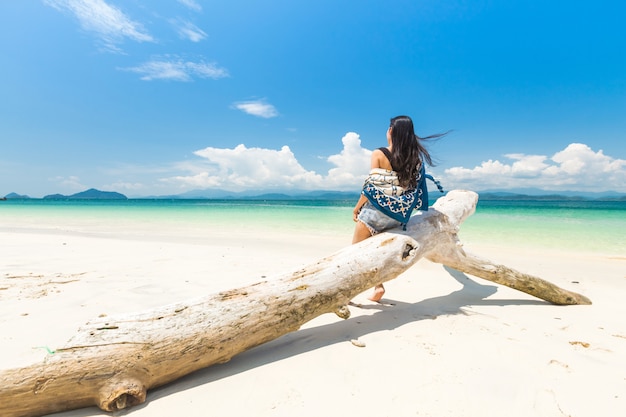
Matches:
[2,197,624,257]
[1,219,625,416]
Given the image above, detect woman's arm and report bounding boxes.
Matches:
[353,150,385,221]
[353,194,368,222]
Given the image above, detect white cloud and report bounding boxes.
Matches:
[49,175,86,191]
[173,20,207,42]
[160,139,625,195]
[233,100,279,118]
[177,0,202,12]
[177,144,324,190]
[325,132,372,188]
[507,153,549,177]
[444,143,626,192]
[107,181,144,191]
[163,132,371,192]
[122,57,229,81]
[44,0,153,52]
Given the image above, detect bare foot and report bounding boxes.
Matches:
[368,284,385,302]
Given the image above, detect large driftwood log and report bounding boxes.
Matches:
[0,190,590,417]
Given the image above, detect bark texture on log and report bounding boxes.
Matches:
[0,190,590,417]
[0,229,426,417]
[426,248,592,305]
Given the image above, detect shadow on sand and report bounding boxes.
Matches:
[58,268,547,416]
[143,268,545,412]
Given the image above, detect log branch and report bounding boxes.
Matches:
[0,190,591,417]
[426,244,592,305]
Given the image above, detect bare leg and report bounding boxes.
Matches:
[352,221,385,301]
[352,220,372,244]
[368,284,385,302]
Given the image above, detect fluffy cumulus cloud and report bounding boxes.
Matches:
[122,57,229,81]
[445,143,626,192]
[164,133,371,192]
[162,139,625,194]
[44,0,153,52]
[233,100,279,118]
[325,132,372,188]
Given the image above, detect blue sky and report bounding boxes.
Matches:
[1,0,625,197]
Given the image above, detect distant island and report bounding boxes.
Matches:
[477,192,626,202]
[42,188,127,200]
[3,192,30,199]
[151,189,360,200]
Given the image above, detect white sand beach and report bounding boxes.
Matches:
[1,218,625,417]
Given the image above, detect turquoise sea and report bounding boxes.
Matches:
[1,197,625,256]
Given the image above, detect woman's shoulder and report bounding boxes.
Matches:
[374,147,391,158]
[372,147,393,170]
[371,148,387,157]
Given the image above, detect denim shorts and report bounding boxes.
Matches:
[357,202,402,235]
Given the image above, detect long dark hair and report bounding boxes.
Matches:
[388,115,445,189]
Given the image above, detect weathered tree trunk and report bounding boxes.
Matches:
[0,190,590,417]
[420,193,592,306]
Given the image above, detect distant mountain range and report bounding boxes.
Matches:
[3,187,626,201]
[3,192,30,199]
[3,188,127,200]
[476,189,626,201]
[144,189,360,200]
[46,188,128,200]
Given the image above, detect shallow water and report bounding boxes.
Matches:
[1,198,624,256]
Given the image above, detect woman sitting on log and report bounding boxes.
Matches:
[352,115,444,302]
